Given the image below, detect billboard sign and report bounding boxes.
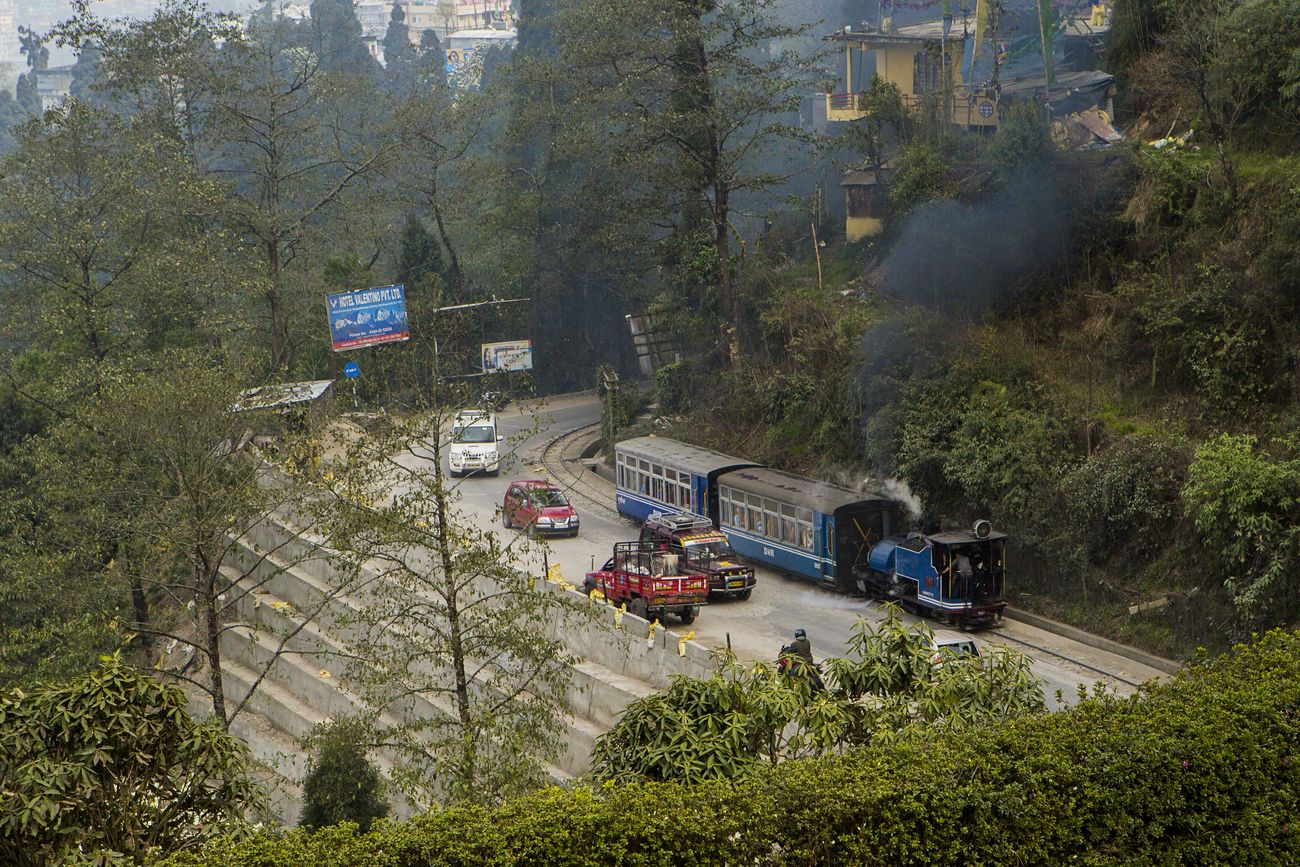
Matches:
[481,340,533,372]
[327,283,409,351]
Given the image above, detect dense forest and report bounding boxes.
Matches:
[3,0,1300,859]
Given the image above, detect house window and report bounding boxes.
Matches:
[913,49,943,94]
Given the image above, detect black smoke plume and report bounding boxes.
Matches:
[881,171,1073,317]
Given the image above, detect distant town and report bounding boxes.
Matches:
[0,0,515,95]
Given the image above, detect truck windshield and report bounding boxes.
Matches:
[456,425,495,444]
[684,539,732,561]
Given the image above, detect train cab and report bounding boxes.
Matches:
[856,521,1007,629]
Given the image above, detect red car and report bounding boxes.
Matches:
[502,480,580,537]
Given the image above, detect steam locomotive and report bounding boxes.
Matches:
[613,436,1006,629]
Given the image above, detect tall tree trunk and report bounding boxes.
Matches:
[429,171,464,296]
[198,550,228,727]
[431,423,476,795]
[267,238,288,372]
[712,182,738,362]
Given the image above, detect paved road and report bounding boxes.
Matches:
[431,394,1168,709]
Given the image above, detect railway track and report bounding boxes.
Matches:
[535,422,624,520]
[536,421,1152,692]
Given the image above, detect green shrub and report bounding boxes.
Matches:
[990,99,1052,171]
[888,142,949,215]
[299,719,390,834]
[1062,434,1190,564]
[1183,433,1300,630]
[653,361,690,415]
[160,630,1300,866]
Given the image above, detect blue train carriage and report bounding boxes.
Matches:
[854,521,1008,629]
[713,467,901,592]
[613,436,759,524]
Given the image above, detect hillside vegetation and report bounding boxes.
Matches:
[652,0,1300,658]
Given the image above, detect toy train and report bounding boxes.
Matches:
[613,436,1006,629]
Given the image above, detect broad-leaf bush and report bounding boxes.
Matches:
[1062,434,1190,564]
[161,630,1300,865]
[0,655,255,865]
[1183,433,1300,629]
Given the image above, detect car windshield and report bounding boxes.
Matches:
[684,539,732,560]
[531,489,569,507]
[456,425,494,444]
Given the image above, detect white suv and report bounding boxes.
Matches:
[448,410,501,477]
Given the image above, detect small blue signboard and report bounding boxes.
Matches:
[343,360,361,380]
[327,283,409,351]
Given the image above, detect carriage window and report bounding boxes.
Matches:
[721,499,731,525]
[800,523,814,550]
[763,499,780,540]
[680,482,691,510]
[781,517,797,545]
[652,476,663,501]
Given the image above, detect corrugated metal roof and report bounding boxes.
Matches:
[718,466,895,515]
[615,436,757,478]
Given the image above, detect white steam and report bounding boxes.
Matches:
[876,477,923,521]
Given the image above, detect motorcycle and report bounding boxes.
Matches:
[777,646,826,692]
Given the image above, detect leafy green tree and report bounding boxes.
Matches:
[0,654,256,865]
[318,408,589,806]
[591,606,1043,784]
[0,101,225,363]
[22,351,332,726]
[847,75,906,184]
[990,98,1052,171]
[381,2,417,90]
[559,0,818,362]
[1062,434,1190,565]
[941,382,1078,531]
[1182,433,1300,630]
[888,141,950,214]
[397,212,447,291]
[0,90,28,154]
[299,719,389,832]
[310,0,381,78]
[14,26,47,116]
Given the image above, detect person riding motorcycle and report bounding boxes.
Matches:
[779,628,824,691]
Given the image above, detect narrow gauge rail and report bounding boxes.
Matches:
[612,435,1006,629]
[538,422,1148,690]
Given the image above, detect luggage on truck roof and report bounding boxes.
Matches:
[646,511,713,532]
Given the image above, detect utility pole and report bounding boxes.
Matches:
[428,296,530,408]
[598,366,620,465]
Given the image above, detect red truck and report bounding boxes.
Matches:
[583,541,709,625]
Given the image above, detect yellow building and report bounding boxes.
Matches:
[825,21,1001,129]
[841,169,891,241]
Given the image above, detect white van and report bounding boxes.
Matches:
[448,409,501,477]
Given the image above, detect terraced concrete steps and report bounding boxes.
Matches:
[209,509,710,817]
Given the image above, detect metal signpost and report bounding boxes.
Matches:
[326,284,410,351]
[343,360,361,409]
